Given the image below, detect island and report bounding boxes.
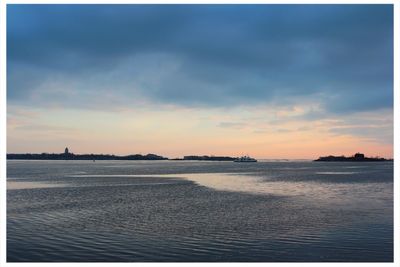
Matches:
[7,147,168,161]
[182,155,237,161]
[7,147,240,161]
[314,153,392,162]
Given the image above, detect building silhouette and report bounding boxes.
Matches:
[354,153,364,159]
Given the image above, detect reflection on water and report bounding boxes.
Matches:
[7,160,393,262]
[69,173,267,195]
[69,172,393,207]
[315,171,358,175]
[7,181,66,190]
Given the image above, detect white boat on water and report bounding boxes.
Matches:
[234,155,257,162]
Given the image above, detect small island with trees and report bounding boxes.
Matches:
[314,152,392,162]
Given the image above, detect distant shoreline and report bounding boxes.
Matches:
[6,153,237,161]
[314,153,392,162]
[6,153,168,161]
[7,152,392,162]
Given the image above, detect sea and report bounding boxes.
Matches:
[6,160,393,262]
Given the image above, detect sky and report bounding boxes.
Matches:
[7,4,394,159]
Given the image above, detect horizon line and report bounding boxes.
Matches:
[6,150,392,160]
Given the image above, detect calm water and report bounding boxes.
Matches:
[7,160,393,262]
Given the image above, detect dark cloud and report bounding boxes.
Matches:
[7,4,393,114]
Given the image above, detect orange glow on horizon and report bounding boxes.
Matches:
[7,105,393,159]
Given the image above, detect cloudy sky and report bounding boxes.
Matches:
[7,4,393,159]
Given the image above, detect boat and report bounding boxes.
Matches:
[234,155,257,162]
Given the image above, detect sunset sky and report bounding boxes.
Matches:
[7,4,393,159]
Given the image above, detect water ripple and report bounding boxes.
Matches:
[7,160,393,262]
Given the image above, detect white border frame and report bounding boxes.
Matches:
[0,1,398,267]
